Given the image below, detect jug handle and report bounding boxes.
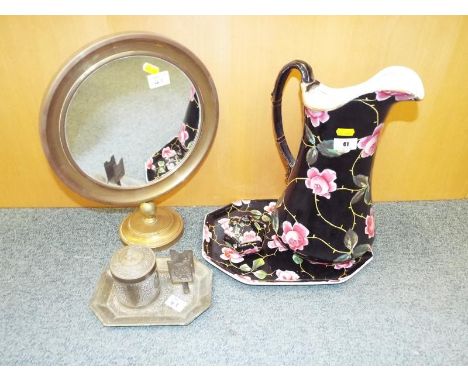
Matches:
[271,60,318,178]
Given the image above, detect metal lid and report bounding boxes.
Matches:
[110,246,156,283]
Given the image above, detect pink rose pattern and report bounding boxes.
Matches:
[358,123,383,158]
[178,124,190,147]
[375,90,414,102]
[240,230,261,244]
[275,270,300,281]
[161,147,176,159]
[241,247,260,255]
[305,167,337,199]
[333,259,355,270]
[267,235,288,252]
[147,88,199,181]
[365,208,375,238]
[145,158,155,171]
[263,202,277,214]
[220,247,244,263]
[281,221,309,251]
[203,90,409,282]
[305,108,329,127]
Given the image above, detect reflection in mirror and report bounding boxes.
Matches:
[41,33,219,249]
[65,55,200,188]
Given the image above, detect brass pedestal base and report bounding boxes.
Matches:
[120,202,184,249]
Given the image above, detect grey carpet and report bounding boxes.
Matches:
[0,200,467,365]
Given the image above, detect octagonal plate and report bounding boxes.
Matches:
[90,257,212,326]
[202,199,373,285]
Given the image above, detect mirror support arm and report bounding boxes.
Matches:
[140,202,158,224]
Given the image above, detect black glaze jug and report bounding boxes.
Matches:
[202,60,424,284]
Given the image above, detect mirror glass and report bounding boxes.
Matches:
[65,55,200,188]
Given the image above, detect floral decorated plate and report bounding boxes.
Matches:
[202,199,373,285]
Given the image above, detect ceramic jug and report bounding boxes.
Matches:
[263,60,424,264]
[202,60,423,284]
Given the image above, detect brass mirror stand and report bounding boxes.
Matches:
[41,33,218,250]
[120,202,184,249]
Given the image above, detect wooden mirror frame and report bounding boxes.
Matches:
[40,32,218,206]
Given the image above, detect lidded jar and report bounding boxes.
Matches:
[110,245,160,308]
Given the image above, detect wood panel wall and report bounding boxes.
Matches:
[0,16,466,207]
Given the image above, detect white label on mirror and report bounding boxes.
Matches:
[165,295,187,312]
[147,71,171,89]
[333,138,358,153]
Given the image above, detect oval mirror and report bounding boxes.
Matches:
[41,33,219,248]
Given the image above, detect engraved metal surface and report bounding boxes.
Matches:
[167,250,194,294]
[112,272,160,308]
[90,257,212,326]
[109,245,156,282]
[108,245,161,308]
[167,250,194,283]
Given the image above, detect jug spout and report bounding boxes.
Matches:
[302,65,424,112]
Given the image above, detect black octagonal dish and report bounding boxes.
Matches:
[202,199,373,285]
